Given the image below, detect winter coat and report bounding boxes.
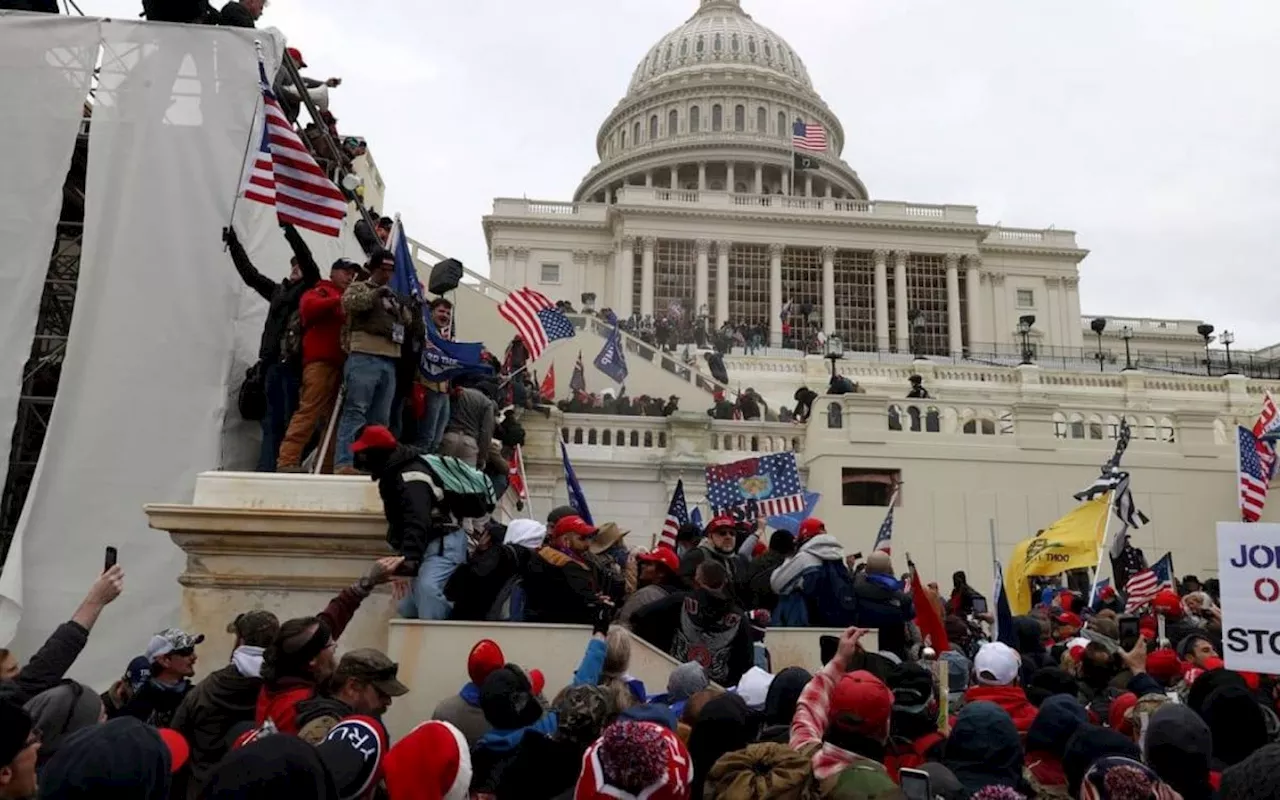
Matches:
[298,280,346,366]
[170,662,262,798]
[962,684,1039,734]
[431,683,490,748]
[294,694,354,744]
[376,446,453,563]
[741,549,787,612]
[630,588,753,687]
[943,701,1033,797]
[109,678,192,728]
[229,224,320,364]
[342,280,412,359]
[770,534,857,628]
[852,571,916,658]
[218,0,256,27]
[445,387,496,463]
[444,543,531,622]
[522,546,600,625]
[618,581,677,626]
[0,620,88,707]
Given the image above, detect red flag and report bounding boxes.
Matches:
[509,445,528,501]
[910,568,949,653]
[539,364,556,402]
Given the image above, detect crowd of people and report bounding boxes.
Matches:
[617,311,823,356]
[2,516,1272,799]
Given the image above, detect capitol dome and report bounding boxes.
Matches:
[574,0,867,203]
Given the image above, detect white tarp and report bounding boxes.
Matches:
[2,21,271,687]
[1217,521,1280,673]
[0,15,100,585]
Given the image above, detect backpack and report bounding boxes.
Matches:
[807,560,859,628]
[487,574,526,622]
[416,454,496,521]
[237,361,267,421]
[278,309,303,364]
[774,591,810,627]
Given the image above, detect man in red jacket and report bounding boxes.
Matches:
[962,641,1038,734]
[277,258,361,472]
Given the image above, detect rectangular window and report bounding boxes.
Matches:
[540,263,560,284]
[841,468,901,507]
[1016,289,1035,308]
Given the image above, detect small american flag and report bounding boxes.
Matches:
[1253,392,1279,481]
[242,60,347,237]
[498,288,575,360]
[792,120,828,153]
[872,499,895,554]
[1124,552,1174,613]
[660,480,689,549]
[1239,425,1270,522]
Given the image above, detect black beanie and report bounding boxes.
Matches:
[480,665,543,731]
[0,701,31,766]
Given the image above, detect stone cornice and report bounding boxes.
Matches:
[608,202,990,238]
[979,243,1090,260]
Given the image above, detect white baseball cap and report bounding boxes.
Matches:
[974,642,1021,686]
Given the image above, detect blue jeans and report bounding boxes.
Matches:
[397,529,467,620]
[335,353,397,469]
[416,390,451,453]
[258,362,300,472]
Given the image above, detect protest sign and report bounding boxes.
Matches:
[1217,521,1280,672]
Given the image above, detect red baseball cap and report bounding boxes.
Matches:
[286,47,307,68]
[467,639,505,686]
[529,668,546,696]
[828,670,893,738]
[798,517,825,543]
[1054,611,1082,629]
[350,425,397,453]
[1099,585,1117,600]
[706,515,736,534]
[637,546,680,573]
[1145,648,1183,684]
[1152,589,1183,617]
[552,515,598,539]
[157,728,190,773]
[1109,692,1138,735]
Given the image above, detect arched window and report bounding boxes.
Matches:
[777,111,787,139]
[764,40,773,59]
[680,38,689,57]
[649,115,658,141]
[731,34,740,53]
[620,129,626,148]
[668,109,678,136]
[712,104,723,131]
[714,33,722,52]
[633,121,641,144]
[690,105,700,133]
[665,43,673,63]
[696,36,705,55]
[757,106,767,133]
[734,105,745,131]
[747,37,757,55]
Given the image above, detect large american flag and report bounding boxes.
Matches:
[243,60,347,237]
[706,453,805,517]
[1123,552,1174,613]
[1239,425,1270,522]
[497,288,575,360]
[792,120,828,153]
[659,479,689,549]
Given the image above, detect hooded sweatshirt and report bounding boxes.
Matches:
[201,734,340,799]
[769,533,845,594]
[1024,695,1089,792]
[171,646,268,798]
[942,701,1030,797]
[1202,684,1269,770]
[23,681,103,770]
[687,693,753,800]
[1144,703,1216,800]
[39,716,172,800]
[432,681,491,748]
[962,682,1039,733]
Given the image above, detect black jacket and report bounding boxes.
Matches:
[110,678,192,728]
[170,664,261,798]
[0,620,88,707]
[376,446,449,563]
[522,547,600,625]
[218,0,255,26]
[852,572,916,659]
[741,550,787,612]
[631,589,753,687]
[228,224,320,364]
[445,544,532,621]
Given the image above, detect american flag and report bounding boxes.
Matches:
[792,120,828,153]
[497,288,575,360]
[1239,425,1270,522]
[570,351,587,393]
[705,453,805,518]
[242,60,347,237]
[872,486,899,554]
[1123,552,1174,613]
[660,480,689,549]
[1253,392,1279,485]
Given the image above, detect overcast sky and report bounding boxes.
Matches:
[89,0,1280,346]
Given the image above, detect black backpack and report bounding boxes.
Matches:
[141,0,217,23]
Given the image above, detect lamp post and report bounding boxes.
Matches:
[1196,323,1215,376]
[1017,315,1036,365]
[1090,317,1107,373]
[909,309,925,359]
[1121,325,1134,371]
[1222,330,1235,374]
[825,334,844,380]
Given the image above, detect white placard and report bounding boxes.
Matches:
[1217,522,1280,673]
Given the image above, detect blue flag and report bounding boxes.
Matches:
[767,491,821,533]
[387,218,491,382]
[689,507,704,532]
[594,320,629,384]
[559,440,594,525]
[994,561,1017,649]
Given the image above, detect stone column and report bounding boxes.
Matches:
[873,249,889,351]
[640,236,656,317]
[893,250,910,353]
[514,247,530,286]
[821,246,836,336]
[945,253,963,357]
[825,182,833,198]
[805,174,813,197]
[618,237,635,315]
[593,251,612,313]
[754,163,763,194]
[669,166,679,189]
[965,255,982,352]
[1064,277,1083,349]
[991,272,1008,348]
[1043,276,1062,349]
[698,162,707,191]
[769,243,784,347]
[695,239,710,317]
[644,171,653,188]
[1058,277,1072,349]
[504,247,516,285]
[572,250,588,298]
[716,240,731,326]
[726,163,735,193]
[491,245,509,284]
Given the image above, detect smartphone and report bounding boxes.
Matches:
[900,768,932,800]
[971,596,988,615]
[104,546,118,572]
[1118,615,1141,650]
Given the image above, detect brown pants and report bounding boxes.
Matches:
[277,361,342,471]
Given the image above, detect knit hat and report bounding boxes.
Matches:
[666,662,709,703]
[382,720,471,800]
[704,742,812,799]
[467,640,505,687]
[23,681,103,763]
[480,665,543,730]
[736,667,775,710]
[576,721,693,800]
[0,701,32,766]
[1108,692,1138,736]
[828,670,894,739]
[314,716,388,800]
[886,662,934,714]
[1220,742,1280,800]
[554,685,613,747]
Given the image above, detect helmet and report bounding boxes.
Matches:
[797,517,826,543]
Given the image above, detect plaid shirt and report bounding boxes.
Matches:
[790,658,862,779]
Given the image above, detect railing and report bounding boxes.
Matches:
[881,404,1016,437]
[567,314,731,397]
[489,199,609,222]
[594,188,984,225]
[559,416,669,452]
[708,420,805,454]
[554,414,805,457]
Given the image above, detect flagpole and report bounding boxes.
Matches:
[229,39,267,242]
[313,384,345,475]
[515,444,534,520]
[1087,491,1116,606]
[988,518,1000,641]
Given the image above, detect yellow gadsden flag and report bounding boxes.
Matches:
[1005,496,1111,614]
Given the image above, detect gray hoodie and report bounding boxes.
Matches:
[769,534,845,594]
